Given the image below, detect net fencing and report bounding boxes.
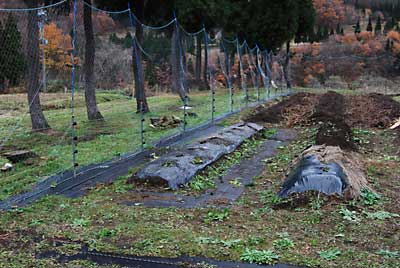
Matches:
[0,0,289,201]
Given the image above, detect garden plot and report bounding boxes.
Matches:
[135,122,264,189]
[125,129,297,208]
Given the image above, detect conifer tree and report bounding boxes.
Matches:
[336,23,341,35]
[0,20,4,92]
[2,14,25,86]
[354,20,361,34]
[366,17,373,32]
[375,16,382,35]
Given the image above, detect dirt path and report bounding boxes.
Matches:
[123,129,297,208]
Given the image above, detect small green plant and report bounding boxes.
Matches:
[360,188,381,206]
[363,211,399,220]
[264,128,278,138]
[240,248,279,264]
[376,249,399,258]
[189,175,215,191]
[319,249,341,261]
[229,179,242,187]
[195,237,242,248]
[247,236,265,246]
[71,218,90,228]
[260,190,285,205]
[97,228,117,238]
[310,196,323,210]
[339,207,361,223]
[191,157,204,165]
[273,237,295,251]
[204,209,230,224]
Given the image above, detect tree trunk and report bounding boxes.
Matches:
[26,6,50,131]
[84,0,104,121]
[195,35,202,88]
[283,41,292,88]
[170,27,186,100]
[132,0,149,113]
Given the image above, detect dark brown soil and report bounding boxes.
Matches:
[248,92,400,129]
[345,94,400,128]
[315,121,357,151]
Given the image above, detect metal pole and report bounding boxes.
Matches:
[183,95,188,132]
[71,0,78,176]
[140,101,145,151]
[38,9,47,92]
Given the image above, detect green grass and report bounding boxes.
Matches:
[0,117,399,267]
[0,87,286,201]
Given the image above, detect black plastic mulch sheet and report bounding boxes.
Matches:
[278,155,348,198]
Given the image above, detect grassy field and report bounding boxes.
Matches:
[0,117,399,267]
[0,87,270,201]
[0,89,398,268]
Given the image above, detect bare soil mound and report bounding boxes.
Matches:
[248,92,400,129]
[345,94,400,128]
[249,92,319,126]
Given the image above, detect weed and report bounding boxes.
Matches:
[204,209,230,224]
[229,179,242,187]
[191,157,204,165]
[71,218,90,228]
[260,190,285,205]
[273,237,295,251]
[376,249,399,258]
[240,248,279,264]
[97,228,117,238]
[319,249,341,261]
[189,175,216,192]
[363,211,399,220]
[247,236,265,246]
[339,207,361,223]
[360,188,381,206]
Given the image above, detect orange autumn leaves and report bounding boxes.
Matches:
[42,22,79,72]
[387,30,400,54]
[313,0,346,28]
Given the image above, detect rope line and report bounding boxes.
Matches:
[0,0,67,11]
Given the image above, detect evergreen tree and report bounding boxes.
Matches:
[0,20,4,92]
[336,23,341,35]
[323,27,329,39]
[354,20,361,34]
[340,28,345,35]
[384,17,396,34]
[375,16,382,35]
[330,28,335,35]
[2,14,25,86]
[385,39,391,51]
[366,17,373,32]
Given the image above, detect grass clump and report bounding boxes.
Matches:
[240,248,279,264]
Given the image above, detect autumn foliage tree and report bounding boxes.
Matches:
[387,30,400,70]
[42,22,78,73]
[313,0,346,29]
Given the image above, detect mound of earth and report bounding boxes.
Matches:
[345,94,400,128]
[248,92,400,129]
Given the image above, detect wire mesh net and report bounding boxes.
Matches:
[0,1,76,200]
[0,1,293,202]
